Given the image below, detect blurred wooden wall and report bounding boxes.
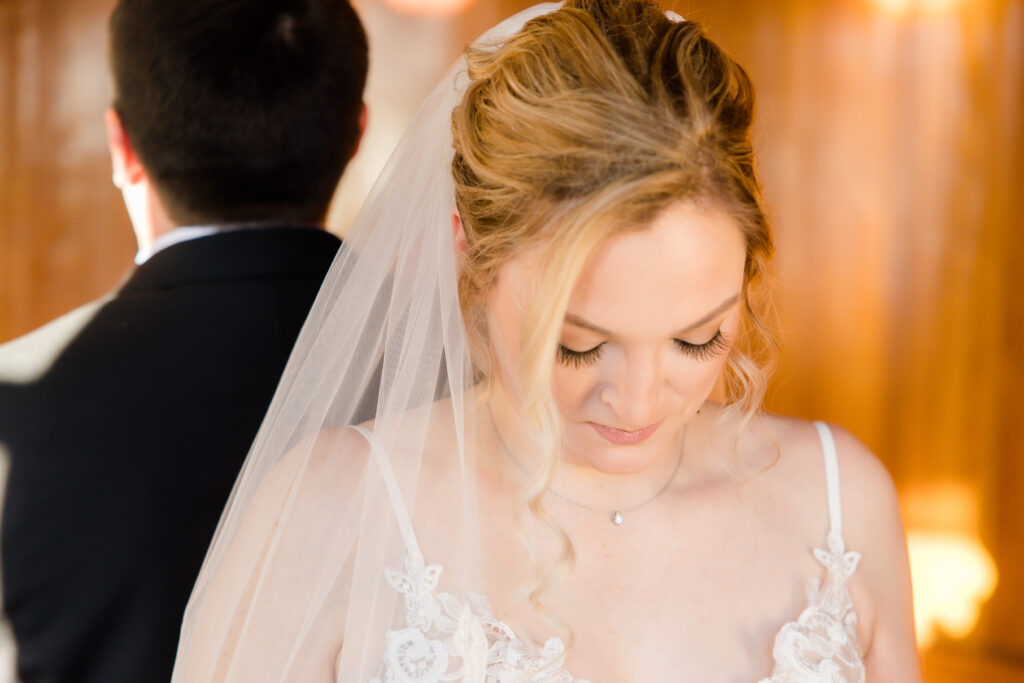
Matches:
[2,0,1022,679]
[0,0,133,346]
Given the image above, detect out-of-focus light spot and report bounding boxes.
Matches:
[873,0,965,15]
[901,482,998,649]
[875,0,914,14]
[920,0,965,11]
[383,0,474,16]
[906,531,998,647]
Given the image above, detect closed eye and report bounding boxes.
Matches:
[556,342,605,368]
[674,330,728,361]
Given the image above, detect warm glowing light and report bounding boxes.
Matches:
[906,531,998,647]
[383,0,474,15]
[872,0,966,16]
[920,0,964,11]
[902,482,998,648]
[874,0,914,14]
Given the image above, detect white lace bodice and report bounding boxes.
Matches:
[356,421,865,683]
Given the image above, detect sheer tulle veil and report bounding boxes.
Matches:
[171,4,567,681]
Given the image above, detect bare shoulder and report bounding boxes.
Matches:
[301,396,463,486]
[821,423,904,549]
[768,419,900,547]
[736,412,900,529]
[263,422,374,499]
[214,424,374,565]
[776,418,897,521]
[738,412,918,672]
[263,395,461,502]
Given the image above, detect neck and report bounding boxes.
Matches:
[123,180,177,255]
[482,386,691,517]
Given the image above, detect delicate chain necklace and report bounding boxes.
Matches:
[488,409,686,527]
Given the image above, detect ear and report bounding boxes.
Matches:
[348,103,368,160]
[105,109,146,188]
[451,208,469,256]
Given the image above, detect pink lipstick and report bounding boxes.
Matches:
[589,419,663,445]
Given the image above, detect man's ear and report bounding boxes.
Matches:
[451,208,468,256]
[105,109,146,188]
[348,104,368,160]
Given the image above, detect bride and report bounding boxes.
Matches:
[172,1,920,681]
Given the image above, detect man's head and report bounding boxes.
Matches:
[108,0,368,227]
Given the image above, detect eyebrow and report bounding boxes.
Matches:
[564,293,741,338]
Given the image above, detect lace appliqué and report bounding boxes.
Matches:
[370,552,590,683]
[371,536,864,683]
[758,530,865,683]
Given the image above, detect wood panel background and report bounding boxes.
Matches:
[0,0,135,344]
[2,0,1022,679]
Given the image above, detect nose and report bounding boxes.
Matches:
[599,351,662,428]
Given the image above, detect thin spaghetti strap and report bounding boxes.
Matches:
[813,421,843,539]
[352,426,424,564]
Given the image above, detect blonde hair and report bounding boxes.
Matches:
[452,0,777,640]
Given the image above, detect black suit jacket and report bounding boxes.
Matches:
[0,226,341,682]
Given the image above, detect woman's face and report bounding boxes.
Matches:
[486,200,746,475]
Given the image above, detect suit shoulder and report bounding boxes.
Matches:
[0,296,113,383]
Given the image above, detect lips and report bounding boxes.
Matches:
[588,419,663,445]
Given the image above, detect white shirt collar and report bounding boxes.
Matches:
[134,223,313,265]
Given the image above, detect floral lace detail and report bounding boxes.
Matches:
[372,534,864,683]
[360,422,864,682]
[757,530,865,683]
[370,552,590,683]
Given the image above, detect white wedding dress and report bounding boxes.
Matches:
[356,421,865,683]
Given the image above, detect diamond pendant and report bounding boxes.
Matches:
[611,511,624,526]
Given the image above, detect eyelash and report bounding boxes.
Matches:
[556,342,606,368]
[557,330,729,368]
[674,330,729,361]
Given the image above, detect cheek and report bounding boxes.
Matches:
[659,352,728,408]
[551,366,596,413]
[681,352,729,396]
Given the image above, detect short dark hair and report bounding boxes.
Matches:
[109,0,368,224]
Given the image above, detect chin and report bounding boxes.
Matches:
[563,424,666,475]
